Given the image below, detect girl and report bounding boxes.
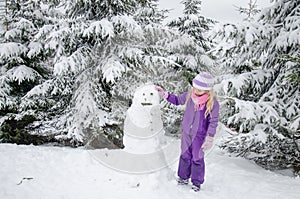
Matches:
[155,72,220,192]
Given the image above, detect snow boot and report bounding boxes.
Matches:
[191,184,201,192]
[177,178,189,185]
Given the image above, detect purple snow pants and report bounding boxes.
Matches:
[177,133,206,186]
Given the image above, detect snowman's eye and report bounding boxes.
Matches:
[150,93,153,96]
[143,93,145,96]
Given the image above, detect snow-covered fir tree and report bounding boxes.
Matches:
[0,0,202,147]
[27,0,145,148]
[110,0,204,136]
[167,0,215,87]
[0,0,63,144]
[168,0,214,51]
[210,0,300,172]
[235,0,261,22]
[162,0,216,134]
[1,0,138,147]
[110,0,174,125]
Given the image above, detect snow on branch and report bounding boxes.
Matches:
[0,76,11,109]
[224,97,281,133]
[120,47,143,61]
[199,54,214,67]
[13,18,35,30]
[27,42,43,58]
[101,56,125,83]
[215,69,275,99]
[54,46,92,75]
[4,29,22,40]
[143,24,173,40]
[60,80,108,142]
[164,33,202,53]
[44,26,71,51]
[6,65,41,84]
[83,19,115,39]
[4,18,35,40]
[22,79,53,98]
[273,29,300,51]
[34,24,56,40]
[111,15,143,37]
[0,42,28,61]
[290,115,300,132]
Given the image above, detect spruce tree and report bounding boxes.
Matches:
[20,0,188,147]
[210,0,300,172]
[26,0,143,148]
[110,0,193,136]
[162,0,215,134]
[235,0,261,22]
[0,0,62,144]
[169,0,212,49]
[167,0,215,79]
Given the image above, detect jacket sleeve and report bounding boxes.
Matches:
[166,91,188,106]
[207,99,220,137]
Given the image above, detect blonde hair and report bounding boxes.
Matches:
[205,90,216,118]
[185,88,216,118]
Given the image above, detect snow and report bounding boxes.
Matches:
[72,80,108,128]
[0,42,28,60]
[1,143,299,199]
[215,69,275,98]
[4,18,35,40]
[62,80,108,142]
[2,83,299,198]
[0,82,299,197]
[165,33,198,52]
[0,1,299,198]
[111,15,143,37]
[290,116,300,132]
[27,42,43,58]
[4,29,22,40]
[53,46,91,75]
[6,65,41,84]
[83,19,115,39]
[35,25,55,40]
[22,79,52,98]
[101,56,125,83]
[15,18,35,31]
[199,54,214,67]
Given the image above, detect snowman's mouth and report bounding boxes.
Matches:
[141,102,152,106]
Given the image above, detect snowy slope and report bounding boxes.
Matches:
[0,142,299,199]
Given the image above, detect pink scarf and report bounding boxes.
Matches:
[191,90,210,111]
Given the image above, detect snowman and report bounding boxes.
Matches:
[123,84,164,154]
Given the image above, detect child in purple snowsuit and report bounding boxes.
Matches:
[156,72,220,192]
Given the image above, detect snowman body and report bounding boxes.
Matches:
[123,84,164,154]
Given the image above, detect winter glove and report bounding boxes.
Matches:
[202,136,214,151]
[155,86,169,99]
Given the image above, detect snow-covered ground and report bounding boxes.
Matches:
[1,85,299,198]
[1,142,299,199]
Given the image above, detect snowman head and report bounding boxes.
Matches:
[132,84,160,108]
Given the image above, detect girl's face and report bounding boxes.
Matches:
[193,87,209,96]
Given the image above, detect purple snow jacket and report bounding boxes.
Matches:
[167,91,220,139]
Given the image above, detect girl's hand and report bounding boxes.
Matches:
[202,136,214,151]
[155,86,169,99]
[155,86,164,92]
